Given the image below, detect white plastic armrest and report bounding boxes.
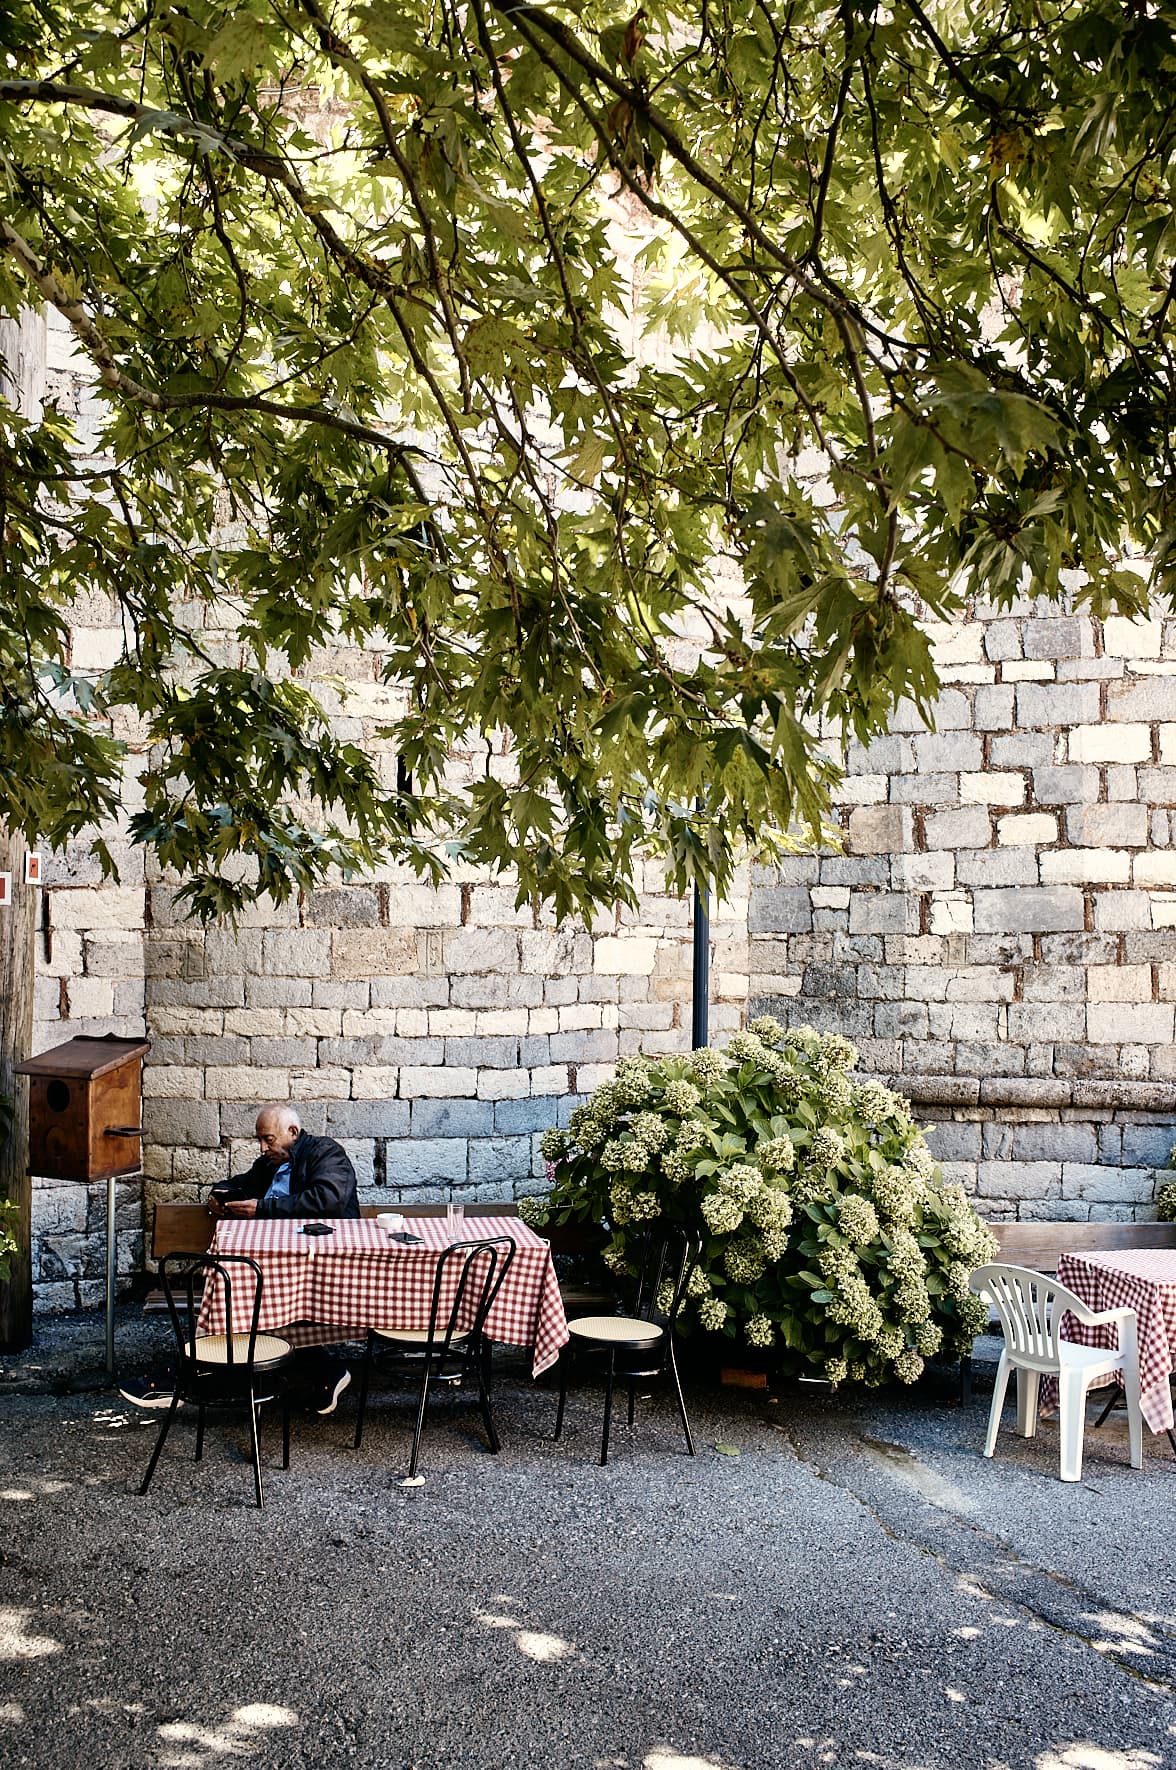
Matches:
[1071,1302,1136,1333]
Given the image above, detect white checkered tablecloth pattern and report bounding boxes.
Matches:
[197,1217,569,1378]
[1054,1248,1176,1434]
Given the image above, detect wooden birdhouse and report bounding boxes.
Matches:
[15,1034,150,1182]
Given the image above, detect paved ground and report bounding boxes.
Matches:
[2,1312,1174,1770]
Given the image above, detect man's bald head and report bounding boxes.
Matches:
[255,1104,302,1163]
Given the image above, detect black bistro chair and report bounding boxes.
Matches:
[138,1253,295,1508]
[353,1235,516,1478]
[554,1229,701,1465]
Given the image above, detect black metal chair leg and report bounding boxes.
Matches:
[354,1333,374,1450]
[554,1353,569,1441]
[1167,1428,1176,1458]
[282,1395,291,1471]
[667,1344,696,1457]
[138,1393,181,1496]
[247,1389,264,1509]
[601,1350,616,1466]
[477,1355,500,1454]
[1093,1384,1124,1429]
[194,1402,205,1462]
[409,1365,433,1478]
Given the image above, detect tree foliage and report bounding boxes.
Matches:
[1,1,1173,917]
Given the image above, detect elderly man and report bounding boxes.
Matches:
[210,1104,359,1221]
[121,1105,358,1416]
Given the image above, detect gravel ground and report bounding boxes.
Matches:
[2,1311,1174,1770]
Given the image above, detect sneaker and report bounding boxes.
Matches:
[118,1376,181,1410]
[314,1369,352,1415]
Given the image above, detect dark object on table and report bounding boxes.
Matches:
[302,1223,333,1236]
[554,1228,700,1466]
[388,1231,423,1244]
[353,1235,517,1477]
[138,1253,294,1508]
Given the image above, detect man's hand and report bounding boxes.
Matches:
[222,1198,259,1219]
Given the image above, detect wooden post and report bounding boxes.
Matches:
[0,310,46,1350]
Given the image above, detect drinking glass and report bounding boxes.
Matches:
[446,1201,465,1239]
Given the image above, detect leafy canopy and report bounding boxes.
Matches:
[1,1,1173,917]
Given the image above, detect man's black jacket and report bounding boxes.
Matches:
[218,1131,359,1219]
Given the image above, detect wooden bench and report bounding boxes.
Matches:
[990,1219,1176,1273]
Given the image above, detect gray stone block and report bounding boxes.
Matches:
[983,1123,1097,1164]
[1032,766,1100,805]
[913,732,983,772]
[817,858,890,887]
[410,1098,494,1138]
[955,849,1038,888]
[467,1135,534,1188]
[549,1030,620,1064]
[848,893,919,935]
[1022,617,1088,660]
[324,1100,411,1138]
[142,1099,220,1148]
[955,1041,1026,1077]
[1041,933,1119,965]
[1105,678,1176,722]
[450,974,543,1010]
[385,1138,469,1185]
[443,1036,520,1070]
[922,1122,982,1161]
[247,975,314,1008]
[990,733,1053,767]
[1006,1003,1086,1042]
[972,686,1016,730]
[889,772,958,804]
[973,887,1084,933]
[305,887,381,926]
[146,976,245,1009]
[800,964,858,999]
[322,1037,445,1067]
[519,1036,552,1067]
[1065,803,1149,847]
[984,621,1022,662]
[494,1097,560,1135]
[443,929,519,974]
[846,735,908,774]
[263,929,332,976]
[923,807,992,850]
[748,887,813,934]
[1121,1124,1176,1168]
[250,1037,319,1066]
[1016,683,1100,728]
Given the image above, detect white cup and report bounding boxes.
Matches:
[377,1211,405,1234]
[446,1202,465,1237]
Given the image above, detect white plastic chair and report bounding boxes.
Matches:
[969,1262,1144,1483]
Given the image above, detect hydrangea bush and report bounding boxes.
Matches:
[523,1018,995,1387]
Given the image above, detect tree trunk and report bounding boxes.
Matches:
[0,309,46,1350]
[0,829,36,1350]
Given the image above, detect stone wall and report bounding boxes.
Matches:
[750,593,1176,1224]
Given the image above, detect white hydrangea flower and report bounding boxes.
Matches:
[915,1319,942,1356]
[759,1135,796,1174]
[894,1349,925,1385]
[748,1014,784,1045]
[760,1225,790,1264]
[688,1046,724,1080]
[726,1030,767,1064]
[601,1139,630,1173]
[687,1266,712,1298]
[876,1325,904,1361]
[817,1032,857,1071]
[894,1278,932,1323]
[718,1162,762,1204]
[701,1190,744,1235]
[745,1314,774,1348]
[746,1186,793,1233]
[518,1196,549,1228]
[723,1238,767,1284]
[868,1164,919,1222]
[539,1127,569,1163]
[699,1296,729,1331]
[663,1078,702,1115]
[629,1190,662,1223]
[823,1356,848,1386]
[809,1128,845,1171]
[630,1111,670,1153]
[838,1194,880,1249]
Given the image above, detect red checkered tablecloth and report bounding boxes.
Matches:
[1052,1248,1176,1434]
[197,1217,569,1378]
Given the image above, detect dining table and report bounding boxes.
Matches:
[1056,1247,1176,1438]
[197,1215,569,1378]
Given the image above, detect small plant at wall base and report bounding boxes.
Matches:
[522,1020,995,1387]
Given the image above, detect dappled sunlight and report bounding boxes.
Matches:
[472,1600,574,1666]
[0,1490,35,1502]
[152,1702,298,1767]
[513,1629,572,1664]
[1079,1611,1160,1658]
[0,1477,75,1503]
[0,1702,26,1724]
[1036,1747,1162,1770]
[0,1608,62,1661]
[644,1752,741,1770]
